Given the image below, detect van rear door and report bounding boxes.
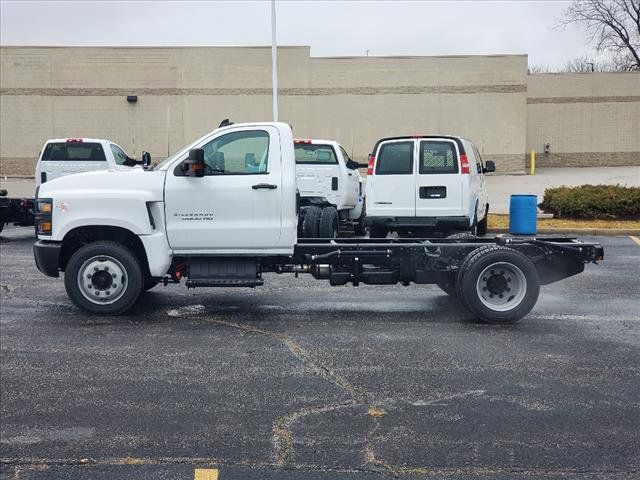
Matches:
[367,140,415,217]
[36,140,108,186]
[415,139,463,217]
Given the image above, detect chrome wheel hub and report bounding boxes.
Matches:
[77,255,127,305]
[476,261,527,312]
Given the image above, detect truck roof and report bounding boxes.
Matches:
[45,138,112,144]
[294,139,338,145]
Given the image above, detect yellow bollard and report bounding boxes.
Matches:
[530,149,536,175]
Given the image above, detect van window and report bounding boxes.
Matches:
[375,142,413,175]
[419,141,458,174]
[41,143,106,162]
[295,144,338,165]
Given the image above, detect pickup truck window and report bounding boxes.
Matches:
[419,141,458,174]
[375,141,413,175]
[202,130,269,175]
[295,144,338,165]
[41,143,106,162]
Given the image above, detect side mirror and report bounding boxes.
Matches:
[346,159,359,170]
[182,148,205,177]
[141,151,151,169]
[483,160,496,173]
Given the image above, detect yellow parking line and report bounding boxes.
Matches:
[630,236,640,246]
[194,468,219,480]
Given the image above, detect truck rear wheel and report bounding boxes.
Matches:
[301,206,322,238]
[456,245,539,324]
[64,240,144,315]
[319,206,339,238]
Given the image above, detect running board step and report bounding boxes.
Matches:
[185,278,264,288]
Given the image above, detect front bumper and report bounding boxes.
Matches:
[33,240,62,277]
[365,216,470,230]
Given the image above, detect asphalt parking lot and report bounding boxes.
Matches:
[1,227,639,479]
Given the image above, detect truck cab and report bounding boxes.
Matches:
[294,139,365,237]
[35,138,141,187]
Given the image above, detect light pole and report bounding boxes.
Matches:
[271,0,278,121]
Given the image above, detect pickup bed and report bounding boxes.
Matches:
[32,122,603,323]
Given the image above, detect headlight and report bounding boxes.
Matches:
[35,198,53,236]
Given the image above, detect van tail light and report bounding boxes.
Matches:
[367,155,375,175]
[460,154,470,174]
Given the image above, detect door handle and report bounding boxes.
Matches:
[252,183,278,190]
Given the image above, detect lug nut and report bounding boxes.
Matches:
[499,294,504,299]
[111,273,117,278]
[104,266,109,271]
[507,277,512,282]
[95,291,100,296]
[87,274,92,279]
[482,277,487,281]
[112,283,117,288]
[105,291,110,295]
[94,267,99,271]
[87,284,92,289]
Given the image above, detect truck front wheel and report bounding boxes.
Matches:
[64,241,144,315]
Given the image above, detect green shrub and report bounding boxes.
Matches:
[539,184,640,219]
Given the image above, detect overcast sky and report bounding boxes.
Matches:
[0,0,602,69]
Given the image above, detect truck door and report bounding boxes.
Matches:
[367,140,415,217]
[164,126,283,251]
[415,139,463,217]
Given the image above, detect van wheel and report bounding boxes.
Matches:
[477,206,488,236]
[456,245,540,324]
[64,241,144,315]
[436,232,476,295]
[302,206,322,238]
[369,225,387,238]
[319,207,339,238]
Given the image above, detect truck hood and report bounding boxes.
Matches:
[38,168,166,202]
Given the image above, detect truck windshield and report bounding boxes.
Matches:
[295,144,338,165]
[41,143,106,161]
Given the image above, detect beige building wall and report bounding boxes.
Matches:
[1,46,527,176]
[526,73,640,167]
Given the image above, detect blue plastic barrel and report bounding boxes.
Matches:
[509,195,537,235]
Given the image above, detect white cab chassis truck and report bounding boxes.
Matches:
[294,139,366,238]
[33,123,603,324]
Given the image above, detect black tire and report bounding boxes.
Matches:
[354,203,366,236]
[477,205,488,236]
[297,208,306,237]
[64,240,144,315]
[0,221,4,234]
[437,232,476,296]
[301,206,322,238]
[456,245,540,324]
[369,225,387,239]
[319,206,339,238]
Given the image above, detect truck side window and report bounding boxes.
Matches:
[375,142,413,175]
[201,130,270,175]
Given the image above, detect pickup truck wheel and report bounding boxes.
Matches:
[302,206,322,238]
[457,246,540,324]
[64,241,144,315]
[369,225,387,239]
[319,206,339,238]
[436,233,476,296]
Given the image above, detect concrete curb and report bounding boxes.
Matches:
[488,228,640,236]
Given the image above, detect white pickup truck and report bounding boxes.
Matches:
[35,138,148,187]
[33,122,603,324]
[294,139,366,237]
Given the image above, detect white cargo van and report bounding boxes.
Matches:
[365,135,495,238]
[35,138,146,187]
